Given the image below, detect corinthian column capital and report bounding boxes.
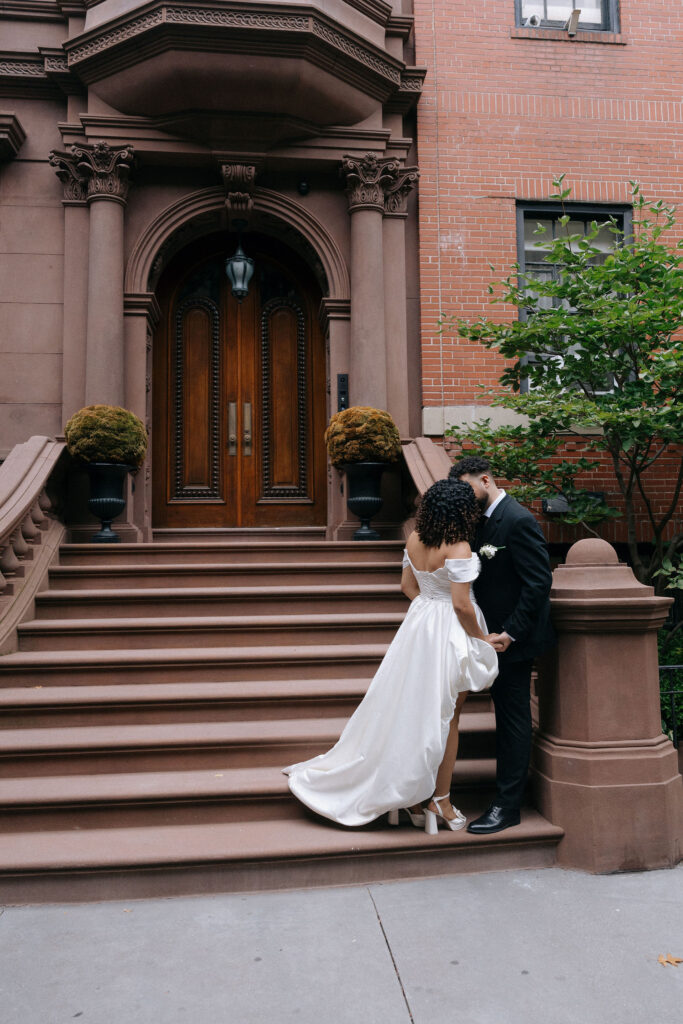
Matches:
[49,147,88,205]
[341,153,400,213]
[72,142,135,204]
[384,165,420,217]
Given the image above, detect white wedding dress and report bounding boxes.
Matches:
[284,551,499,826]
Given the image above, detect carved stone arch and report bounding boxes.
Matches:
[125,186,350,304]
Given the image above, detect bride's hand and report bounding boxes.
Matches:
[484,633,506,651]
[488,631,513,652]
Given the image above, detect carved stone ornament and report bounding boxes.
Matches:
[49,147,88,204]
[341,154,401,213]
[0,56,46,79]
[384,165,420,217]
[73,142,135,204]
[221,163,258,227]
[65,6,401,89]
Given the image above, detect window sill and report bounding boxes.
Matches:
[511,27,626,45]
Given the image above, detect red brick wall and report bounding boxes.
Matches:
[414,1,683,543]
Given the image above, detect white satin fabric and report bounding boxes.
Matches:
[284,552,499,826]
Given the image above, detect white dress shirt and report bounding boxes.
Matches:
[484,489,506,518]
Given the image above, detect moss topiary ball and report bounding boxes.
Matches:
[324,406,401,467]
[64,405,148,468]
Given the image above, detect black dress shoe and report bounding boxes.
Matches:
[466,804,521,835]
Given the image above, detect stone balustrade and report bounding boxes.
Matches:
[0,437,66,600]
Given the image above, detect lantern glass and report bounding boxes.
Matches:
[225,241,255,301]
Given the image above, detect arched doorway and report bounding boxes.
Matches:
[152,232,327,528]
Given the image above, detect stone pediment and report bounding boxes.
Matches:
[63,1,412,134]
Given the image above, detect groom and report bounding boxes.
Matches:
[450,455,555,834]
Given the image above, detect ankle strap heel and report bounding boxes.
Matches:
[424,794,467,834]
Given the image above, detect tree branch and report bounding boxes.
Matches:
[659,456,683,531]
[611,448,646,580]
[641,441,671,471]
[634,465,659,538]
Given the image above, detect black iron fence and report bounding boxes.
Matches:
[660,665,683,748]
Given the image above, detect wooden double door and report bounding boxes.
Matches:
[153,234,327,528]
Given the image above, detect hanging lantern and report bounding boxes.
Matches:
[225,233,255,302]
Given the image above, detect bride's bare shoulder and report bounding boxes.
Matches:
[443,540,472,560]
[405,531,421,555]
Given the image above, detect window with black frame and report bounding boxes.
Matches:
[516,1,619,31]
[516,203,631,392]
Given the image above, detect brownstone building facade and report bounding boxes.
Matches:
[1,0,425,537]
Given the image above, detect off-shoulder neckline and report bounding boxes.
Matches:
[404,550,479,575]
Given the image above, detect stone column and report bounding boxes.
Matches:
[341,154,399,410]
[383,165,419,436]
[320,298,351,539]
[124,292,160,541]
[533,539,682,873]
[49,148,89,422]
[76,143,134,407]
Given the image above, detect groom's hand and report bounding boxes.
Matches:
[485,633,505,651]
[488,631,513,652]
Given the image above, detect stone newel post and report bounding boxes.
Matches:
[533,539,682,873]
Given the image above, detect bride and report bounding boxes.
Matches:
[284,479,499,833]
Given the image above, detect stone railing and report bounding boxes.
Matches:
[0,436,67,651]
[401,436,452,497]
[398,436,452,538]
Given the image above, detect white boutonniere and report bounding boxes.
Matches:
[479,544,505,560]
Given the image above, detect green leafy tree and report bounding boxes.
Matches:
[441,178,683,590]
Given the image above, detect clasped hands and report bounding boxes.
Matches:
[485,631,513,653]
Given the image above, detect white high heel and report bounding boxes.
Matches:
[424,794,467,835]
[388,806,426,828]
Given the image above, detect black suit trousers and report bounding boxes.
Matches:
[490,657,534,810]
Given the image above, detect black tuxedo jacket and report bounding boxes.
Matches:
[473,495,555,663]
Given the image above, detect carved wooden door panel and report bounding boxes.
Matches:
[152,236,327,528]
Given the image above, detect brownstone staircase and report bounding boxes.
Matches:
[0,533,562,902]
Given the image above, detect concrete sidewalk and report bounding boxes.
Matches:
[1,865,682,1024]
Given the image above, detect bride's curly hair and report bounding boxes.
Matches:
[415,479,480,548]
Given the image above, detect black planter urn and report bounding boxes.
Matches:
[342,461,387,541]
[85,462,133,543]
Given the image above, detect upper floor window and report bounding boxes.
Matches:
[516,1,619,31]
[519,204,630,296]
[517,202,631,392]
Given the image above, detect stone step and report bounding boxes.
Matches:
[48,561,401,590]
[0,713,497,777]
[58,541,404,566]
[0,678,373,727]
[34,584,407,619]
[0,643,388,686]
[0,810,563,903]
[2,533,536,904]
[152,528,327,543]
[0,678,492,728]
[17,613,405,652]
[0,760,499,833]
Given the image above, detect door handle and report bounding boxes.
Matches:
[243,401,252,457]
[228,401,237,456]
